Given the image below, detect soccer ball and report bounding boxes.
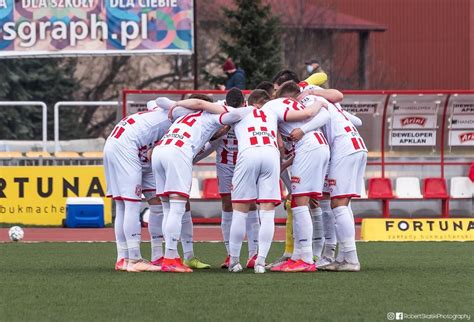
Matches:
[8,226,24,242]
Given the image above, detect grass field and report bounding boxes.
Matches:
[1,242,473,322]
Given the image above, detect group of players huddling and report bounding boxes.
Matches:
[104,69,367,273]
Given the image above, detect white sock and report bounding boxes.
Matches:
[114,200,128,261]
[148,204,163,261]
[161,200,170,239]
[333,206,358,264]
[345,204,359,263]
[123,200,142,260]
[257,210,275,263]
[310,207,324,258]
[292,206,313,264]
[221,211,233,254]
[229,210,247,262]
[164,200,186,259]
[321,200,337,259]
[246,210,260,258]
[181,210,194,260]
[291,243,301,261]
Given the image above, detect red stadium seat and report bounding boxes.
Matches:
[423,178,449,199]
[368,178,394,199]
[202,178,220,199]
[423,178,449,217]
[368,178,394,218]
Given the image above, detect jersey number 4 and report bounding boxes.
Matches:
[253,109,267,122]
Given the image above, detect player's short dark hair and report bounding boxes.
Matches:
[255,81,274,97]
[272,69,300,86]
[248,89,271,106]
[274,81,300,98]
[225,87,245,108]
[189,93,213,102]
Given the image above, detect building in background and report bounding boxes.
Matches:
[330,0,474,89]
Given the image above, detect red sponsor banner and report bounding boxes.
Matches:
[392,114,437,129]
[449,130,474,146]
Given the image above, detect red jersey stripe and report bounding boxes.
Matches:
[351,138,360,150]
[114,127,125,139]
[314,132,323,144]
[221,149,228,164]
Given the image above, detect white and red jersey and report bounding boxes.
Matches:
[216,129,239,165]
[263,98,329,153]
[155,109,228,159]
[215,100,239,165]
[233,106,279,153]
[301,95,367,160]
[107,108,172,164]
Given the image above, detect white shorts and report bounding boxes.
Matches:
[152,146,193,199]
[216,163,235,195]
[232,146,281,204]
[327,151,367,199]
[291,146,330,198]
[104,139,143,201]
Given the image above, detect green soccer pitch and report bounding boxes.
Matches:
[1,242,472,321]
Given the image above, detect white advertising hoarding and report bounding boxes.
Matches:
[448,130,474,146]
[452,103,474,115]
[392,101,439,115]
[450,114,474,129]
[389,130,437,146]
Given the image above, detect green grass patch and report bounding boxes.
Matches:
[0,242,473,321]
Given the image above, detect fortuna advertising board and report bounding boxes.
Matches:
[0,166,112,225]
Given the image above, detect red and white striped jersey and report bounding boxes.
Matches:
[303,95,367,160]
[215,100,239,165]
[216,129,238,165]
[155,109,227,159]
[264,98,329,153]
[233,106,279,154]
[107,108,172,164]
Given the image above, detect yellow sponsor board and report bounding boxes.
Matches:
[0,166,111,226]
[361,218,474,241]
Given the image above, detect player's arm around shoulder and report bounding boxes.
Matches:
[175,99,226,114]
[219,106,253,125]
[284,100,327,122]
[297,88,343,103]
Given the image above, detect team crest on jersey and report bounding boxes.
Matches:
[135,184,142,197]
[328,179,337,186]
[291,176,301,184]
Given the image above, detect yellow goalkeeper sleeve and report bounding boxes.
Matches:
[283,199,294,256]
[305,72,328,86]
